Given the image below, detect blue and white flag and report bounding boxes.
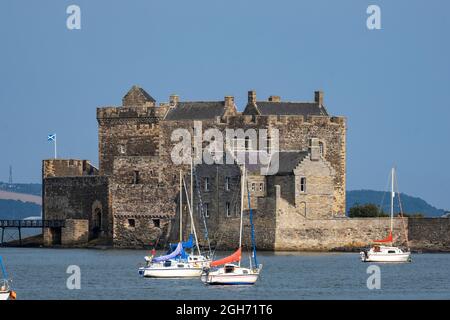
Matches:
[47,134,56,141]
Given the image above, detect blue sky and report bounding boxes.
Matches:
[0,0,449,209]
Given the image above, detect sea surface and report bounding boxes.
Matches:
[1,247,449,300]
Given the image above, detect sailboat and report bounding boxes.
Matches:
[201,164,262,285]
[138,170,210,278]
[360,168,411,263]
[0,256,16,300]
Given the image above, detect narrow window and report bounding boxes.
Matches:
[319,141,324,156]
[204,177,210,191]
[300,177,306,193]
[152,219,160,228]
[259,183,264,192]
[204,203,209,217]
[226,202,231,217]
[245,137,251,150]
[251,182,256,192]
[267,138,271,154]
[225,177,230,191]
[128,218,136,228]
[133,171,140,184]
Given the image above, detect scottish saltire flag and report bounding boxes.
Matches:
[47,134,56,141]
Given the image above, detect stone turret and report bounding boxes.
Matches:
[122,85,156,107]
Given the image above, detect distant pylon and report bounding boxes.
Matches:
[8,165,13,184]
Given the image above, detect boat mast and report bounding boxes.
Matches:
[183,177,201,256]
[190,157,194,234]
[238,163,245,267]
[390,167,395,235]
[180,169,183,243]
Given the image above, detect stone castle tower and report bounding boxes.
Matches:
[42,86,346,249]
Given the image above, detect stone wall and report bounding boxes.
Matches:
[61,219,89,246]
[97,106,168,175]
[273,217,408,251]
[43,176,111,242]
[157,115,346,215]
[293,156,335,219]
[408,218,450,252]
[113,215,172,248]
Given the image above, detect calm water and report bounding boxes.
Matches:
[0,247,449,300]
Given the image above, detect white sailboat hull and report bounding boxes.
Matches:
[0,291,10,300]
[202,273,259,285]
[201,264,262,285]
[360,246,411,263]
[139,266,203,278]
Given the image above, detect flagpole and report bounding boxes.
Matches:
[54,135,57,159]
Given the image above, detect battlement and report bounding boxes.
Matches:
[97,105,169,120]
[212,114,346,127]
[42,159,98,178]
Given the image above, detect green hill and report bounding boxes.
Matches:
[0,199,42,220]
[347,190,446,217]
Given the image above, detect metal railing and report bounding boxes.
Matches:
[0,220,65,228]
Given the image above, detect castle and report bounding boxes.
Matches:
[42,85,347,249]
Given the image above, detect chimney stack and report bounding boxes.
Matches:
[268,95,281,102]
[309,138,320,161]
[169,94,179,106]
[314,91,324,105]
[248,90,256,104]
[224,96,234,108]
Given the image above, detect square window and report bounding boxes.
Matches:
[225,177,230,191]
[128,218,136,228]
[152,219,160,228]
[204,203,209,217]
[300,177,306,193]
[133,171,140,184]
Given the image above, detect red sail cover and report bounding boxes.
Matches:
[211,248,242,267]
[373,231,393,243]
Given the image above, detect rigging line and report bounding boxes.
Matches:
[210,175,241,258]
[379,170,391,215]
[193,167,212,258]
[182,176,201,256]
[394,170,410,250]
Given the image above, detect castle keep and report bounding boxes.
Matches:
[42,86,347,249]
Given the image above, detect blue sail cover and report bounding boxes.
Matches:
[152,242,183,263]
[168,234,193,260]
[169,234,194,252]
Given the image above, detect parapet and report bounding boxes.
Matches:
[43,159,99,178]
[96,105,169,121]
[215,114,346,127]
